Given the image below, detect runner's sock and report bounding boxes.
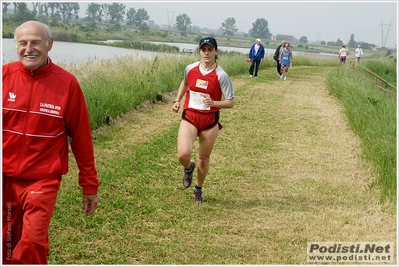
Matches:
[194,186,202,192]
[184,165,193,174]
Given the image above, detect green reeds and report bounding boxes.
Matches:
[326,64,396,202]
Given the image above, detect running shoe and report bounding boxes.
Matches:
[182,160,195,188]
[193,189,204,204]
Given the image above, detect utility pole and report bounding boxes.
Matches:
[379,20,392,47]
[166,9,176,29]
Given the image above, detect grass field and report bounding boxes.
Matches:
[47,59,396,264]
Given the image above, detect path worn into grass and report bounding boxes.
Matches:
[57,66,396,264]
[212,66,396,263]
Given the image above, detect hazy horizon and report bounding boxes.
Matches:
[28,1,398,48]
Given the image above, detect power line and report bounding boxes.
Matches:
[166,9,176,28]
[379,20,392,47]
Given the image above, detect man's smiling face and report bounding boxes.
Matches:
[15,21,53,70]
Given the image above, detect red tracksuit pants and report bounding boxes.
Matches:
[2,177,61,264]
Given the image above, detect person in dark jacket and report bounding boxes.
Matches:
[273,40,286,78]
[2,20,99,264]
[248,38,265,78]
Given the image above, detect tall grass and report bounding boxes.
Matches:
[69,55,191,129]
[362,59,397,87]
[326,65,396,202]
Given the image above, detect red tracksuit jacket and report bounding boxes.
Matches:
[2,59,99,194]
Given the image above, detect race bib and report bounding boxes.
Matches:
[188,90,210,110]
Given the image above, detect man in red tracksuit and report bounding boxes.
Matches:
[2,21,100,264]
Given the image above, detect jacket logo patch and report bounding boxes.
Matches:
[8,92,16,102]
[40,102,61,115]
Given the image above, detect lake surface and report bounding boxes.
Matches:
[2,38,335,66]
[2,38,162,65]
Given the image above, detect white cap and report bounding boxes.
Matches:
[256,38,261,43]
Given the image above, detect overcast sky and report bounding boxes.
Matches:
[77,1,397,47]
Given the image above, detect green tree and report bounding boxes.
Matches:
[335,38,343,47]
[101,3,110,23]
[175,13,191,33]
[347,34,356,48]
[36,3,49,17]
[221,17,238,36]
[86,2,101,22]
[2,2,10,14]
[251,18,271,39]
[138,22,150,35]
[126,7,136,25]
[47,2,61,19]
[36,14,49,24]
[108,2,125,24]
[13,2,34,22]
[59,2,79,20]
[133,8,149,26]
[299,36,308,44]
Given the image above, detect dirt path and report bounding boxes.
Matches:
[89,66,396,264]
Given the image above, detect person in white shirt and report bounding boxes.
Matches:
[355,44,363,64]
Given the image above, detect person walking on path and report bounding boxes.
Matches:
[273,40,286,78]
[248,38,265,78]
[279,42,293,81]
[355,44,363,64]
[338,44,349,64]
[172,37,235,204]
[2,21,100,264]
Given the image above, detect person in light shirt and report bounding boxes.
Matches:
[355,44,363,64]
[338,44,349,64]
[172,37,234,204]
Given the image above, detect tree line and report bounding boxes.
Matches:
[2,2,274,38]
[3,2,369,47]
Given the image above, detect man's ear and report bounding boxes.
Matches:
[47,37,54,51]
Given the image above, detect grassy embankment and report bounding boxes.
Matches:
[47,53,396,264]
[326,59,397,202]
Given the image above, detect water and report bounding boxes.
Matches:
[2,39,335,66]
[2,38,162,65]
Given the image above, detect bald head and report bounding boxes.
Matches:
[15,20,52,46]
